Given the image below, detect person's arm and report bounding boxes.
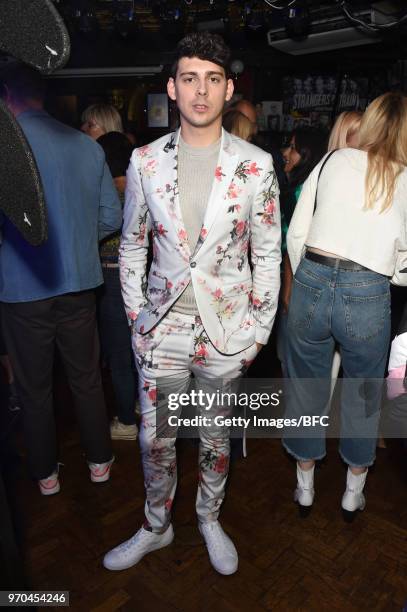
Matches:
[98,161,122,241]
[286,163,319,274]
[392,266,407,286]
[119,151,151,327]
[114,176,126,195]
[280,252,293,314]
[250,154,282,347]
[391,215,407,286]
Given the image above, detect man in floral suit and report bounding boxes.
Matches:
[104,32,281,575]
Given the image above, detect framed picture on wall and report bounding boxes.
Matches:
[261,101,283,132]
[267,115,281,131]
[147,93,169,128]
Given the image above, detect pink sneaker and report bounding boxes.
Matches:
[88,456,115,483]
[38,471,60,496]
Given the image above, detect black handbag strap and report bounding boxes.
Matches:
[313,149,337,214]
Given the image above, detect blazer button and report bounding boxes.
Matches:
[190,262,196,268]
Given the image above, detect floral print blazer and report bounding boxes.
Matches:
[119,127,281,355]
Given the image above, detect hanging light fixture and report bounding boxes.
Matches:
[230,58,244,79]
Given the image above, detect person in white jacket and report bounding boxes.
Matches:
[103,32,281,575]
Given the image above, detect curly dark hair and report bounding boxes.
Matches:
[170,32,231,79]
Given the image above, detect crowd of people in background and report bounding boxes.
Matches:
[81,105,139,442]
[1,30,407,577]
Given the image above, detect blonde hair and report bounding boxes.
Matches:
[222,109,255,142]
[81,103,123,135]
[358,92,407,212]
[327,111,362,151]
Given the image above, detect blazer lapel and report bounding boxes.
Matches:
[160,128,191,261]
[192,128,239,257]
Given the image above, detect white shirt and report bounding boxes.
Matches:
[287,148,407,285]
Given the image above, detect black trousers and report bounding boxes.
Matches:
[2,290,112,480]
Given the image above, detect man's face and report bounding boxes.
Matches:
[167,56,234,131]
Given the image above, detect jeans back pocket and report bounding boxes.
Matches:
[288,277,322,330]
[343,291,390,341]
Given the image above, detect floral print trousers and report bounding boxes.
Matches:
[133,309,258,533]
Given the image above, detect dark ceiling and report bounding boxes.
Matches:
[54,0,407,69]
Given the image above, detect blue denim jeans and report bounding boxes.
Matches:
[282,257,391,467]
[276,307,288,378]
[98,268,137,425]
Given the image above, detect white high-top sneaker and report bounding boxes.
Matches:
[294,463,315,517]
[341,468,367,522]
[199,521,238,575]
[103,524,174,571]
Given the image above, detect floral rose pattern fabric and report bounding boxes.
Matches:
[119,128,281,354]
[135,310,258,532]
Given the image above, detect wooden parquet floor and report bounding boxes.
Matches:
[4,399,407,612]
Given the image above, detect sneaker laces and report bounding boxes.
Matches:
[120,529,149,552]
[202,523,225,555]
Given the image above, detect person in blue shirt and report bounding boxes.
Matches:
[0,64,122,495]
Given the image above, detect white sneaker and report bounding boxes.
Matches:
[294,463,315,516]
[88,456,115,483]
[103,524,174,571]
[199,521,238,575]
[38,471,60,496]
[110,417,138,441]
[341,468,367,520]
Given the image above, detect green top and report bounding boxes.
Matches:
[281,183,302,255]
